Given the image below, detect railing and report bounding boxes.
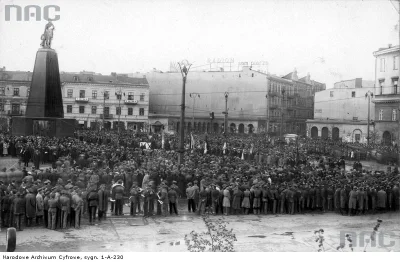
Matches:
[75,97,89,102]
[124,100,138,104]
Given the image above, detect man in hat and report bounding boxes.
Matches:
[72,189,83,229]
[47,193,58,230]
[160,183,169,216]
[59,190,70,229]
[87,187,99,225]
[112,180,125,216]
[348,186,358,216]
[13,192,25,231]
[186,183,196,213]
[129,184,140,216]
[36,188,44,226]
[25,187,36,227]
[98,184,109,221]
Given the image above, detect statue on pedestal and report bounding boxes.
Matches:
[40,21,55,48]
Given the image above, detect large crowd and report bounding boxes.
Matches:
[0,130,399,232]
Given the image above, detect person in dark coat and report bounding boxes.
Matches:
[377,187,387,212]
[112,180,125,216]
[13,192,26,231]
[98,184,109,220]
[25,188,36,227]
[87,187,99,225]
[168,186,178,215]
[22,146,31,167]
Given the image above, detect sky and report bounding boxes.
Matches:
[0,0,398,89]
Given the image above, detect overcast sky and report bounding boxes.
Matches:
[0,0,398,88]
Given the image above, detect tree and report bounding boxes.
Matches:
[185,214,237,252]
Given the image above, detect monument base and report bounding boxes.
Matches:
[11,117,76,138]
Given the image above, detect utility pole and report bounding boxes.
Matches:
[178,60,192,165]
[224,92,229,135]
[102,91,107,133]
[265,94,269,134]
[189,92,200,132]
[365,90,373,145]
[117,87,122,137]
[280,90,286,138]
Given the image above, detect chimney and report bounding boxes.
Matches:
[388,44,392,48]
[111,72,116,77]
[292,68,298,81]
[306,73,311,84]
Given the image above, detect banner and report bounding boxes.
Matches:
[191,133,195,149]
[161,132,165,149]
[223,142,227,155]
[204,142,207,154]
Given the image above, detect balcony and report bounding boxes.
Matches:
[75,97,89,102]
[269,104,279,109]
[8,110,24,116]
[124,99,138,105]
[100,114,113,119]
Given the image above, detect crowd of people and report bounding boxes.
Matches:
[0,130,399,232]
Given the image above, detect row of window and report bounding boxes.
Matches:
[0,87,29,97]
[380,56,399,72]
[378,109,397,121]
[66,105,145,116]
[377,79,398,94]
[269,109,312,118]
[67,89,146,101]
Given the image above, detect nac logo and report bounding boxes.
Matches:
[5,5,60,21]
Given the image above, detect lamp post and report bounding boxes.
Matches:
[178,60,192,165]
[223,92,229,135]
[265,94,269,135]
[116,87,123,137]
[280,90,286,138]
[102,91,108,133]
[365,90,373,145]
[189,92,200,133]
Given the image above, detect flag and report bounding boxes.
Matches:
[204,142,207,154]
[241,149,244,160]
[161,132,165,149]
[250,143,254,154]
[223,142,227,155]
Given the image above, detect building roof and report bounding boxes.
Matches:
[373,45,400,56]
[60,73,148,85]
[0,71,32,81]
[0,70,148,85]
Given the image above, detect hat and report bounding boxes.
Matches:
[44,180,51,184]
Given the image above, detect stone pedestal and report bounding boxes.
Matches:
[11,48,75,137]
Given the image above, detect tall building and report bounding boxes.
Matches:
[306,78,375,142]
[143,66,324,136]
[61,72,149,131]
[372,44,400,145]
[0,69,31,131]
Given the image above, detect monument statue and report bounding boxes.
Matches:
[40,21,55,48]
[12,22,75,137]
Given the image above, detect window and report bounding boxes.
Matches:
[380,58,385,72]
[87,77,93,82]
[116,107,121,115]
[11,104,20,113]
[128,92,134,100]
[379,109,383,120]
[13,88,19,96]
[67,105,72,113]
[73,76,79,82]
[92,90,97,99]
[128,108,133,115]
[379,80,384,95]
[27,88,30,97]
[140,93,145,101]
[139,108,144,116]
[79,106,85,114]
[104,107,109,115]
[330,91,334,97]
[0,103,4,111]
[67,89,73,98]
[91,106,97,114]
[116,92,122,100]
[392,109,397,121]
[79,90,85,98]
[394,56,399,70]
[393,79,398,94]
[104,91,109,99]
[0,87,5,95]
[351,91,355,98]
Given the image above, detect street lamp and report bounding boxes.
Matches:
[189,92,200,133]
[178,60,192,165]
[224,92,229,135]
[365,90,373,145]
